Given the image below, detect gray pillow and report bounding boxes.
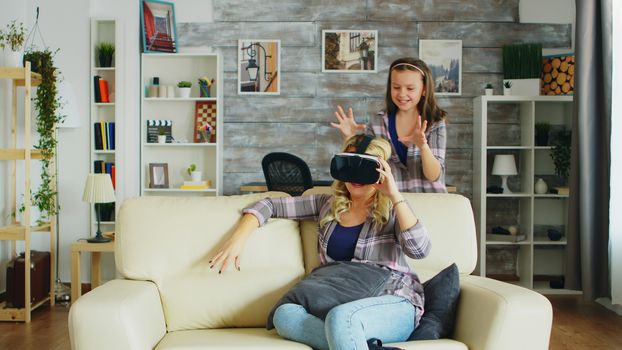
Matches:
[409,263,460,340]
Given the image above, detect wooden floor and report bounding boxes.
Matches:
[0,295,621,349]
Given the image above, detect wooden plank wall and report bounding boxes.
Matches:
[177,0,571,196]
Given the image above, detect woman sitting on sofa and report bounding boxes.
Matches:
[210,135,431,350]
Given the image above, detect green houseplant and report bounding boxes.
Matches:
[3,20,26,66]
[550,129,571,185]
[96,42,115,67]
[502,43,542,95]
[177,81,192,98]
[21,49,64,223]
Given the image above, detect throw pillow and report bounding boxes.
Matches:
[409,263,460,340]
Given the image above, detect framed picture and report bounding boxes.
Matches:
[194,101,217,143]
[419,39,462,96]
[322,30,377,73]
[141,0,178,53]
[238,39,281,95]
[541,53,574,95]
[149,163,169,188]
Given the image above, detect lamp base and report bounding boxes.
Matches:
[87,234,112,243]
[500,175,513,194]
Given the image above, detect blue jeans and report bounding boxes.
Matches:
[273,295,415,350]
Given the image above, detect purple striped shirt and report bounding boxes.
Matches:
[367,110,448,193]
[243,194,432,325]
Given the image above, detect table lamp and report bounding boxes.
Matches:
[492,154,518,194]
[82,174,115,243]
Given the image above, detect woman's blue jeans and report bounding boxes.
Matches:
[272,295,415,350]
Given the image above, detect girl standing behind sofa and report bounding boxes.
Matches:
[331,57,448,193]
[210,135,431,350]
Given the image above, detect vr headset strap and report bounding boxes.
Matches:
[356,135,373,154]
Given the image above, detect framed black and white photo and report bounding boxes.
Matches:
[149,163,169,188]
[419,40,462,96]
[322,30,377,73]
[141,0,178,53]
[238,39,281,95]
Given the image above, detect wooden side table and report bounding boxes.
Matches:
[70,241,114,303]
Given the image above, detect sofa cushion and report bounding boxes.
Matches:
[155,328,312,349]
[409,263,460,340]
[116,193,306,331]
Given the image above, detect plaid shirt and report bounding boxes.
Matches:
[367,111,447,193]
[243,194,431,325]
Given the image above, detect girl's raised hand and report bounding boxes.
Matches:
[398,115,428,149]
[330,105,365,138]
[373,157,400,200]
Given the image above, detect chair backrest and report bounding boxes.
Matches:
[262,152,313,196]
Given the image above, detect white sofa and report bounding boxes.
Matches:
[69,192,552,350]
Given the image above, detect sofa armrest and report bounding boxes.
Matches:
[453,275,552,350]
[69,279,167,350]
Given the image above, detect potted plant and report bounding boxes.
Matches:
[157,129,167,144]
[534,122,551,146]
[177,81,192,98]
[484,83,494,96]
[187,163,201,182]
[502,43,542,95]
[503,81,512,95]
[550,129,571,186]
[3,20,26,67]
[96,42,115,67]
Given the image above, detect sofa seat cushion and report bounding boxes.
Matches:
[155,328,312,349]
[387,339,468,350]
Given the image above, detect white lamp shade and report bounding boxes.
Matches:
[492,154,518,176]
[82,174,116,203]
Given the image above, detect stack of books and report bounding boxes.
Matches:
[486,233,526,243]
[180,180,211,190]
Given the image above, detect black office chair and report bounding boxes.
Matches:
[261,152,313,196]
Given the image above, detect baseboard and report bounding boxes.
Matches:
[596,297,622,316]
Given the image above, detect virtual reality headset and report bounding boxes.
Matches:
[330,152,381,185]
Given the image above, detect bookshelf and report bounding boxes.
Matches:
[140,53,222,196]
[473,95,579,294]
[90,18,118,236]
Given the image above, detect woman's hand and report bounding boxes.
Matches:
[373,158,401,202]
[330,105,365,139]
[209,214,259,273]
[398,115,428,149]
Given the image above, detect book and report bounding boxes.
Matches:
[94,122,103,150]
[99,78,110,103]
[552,186,569,195]
[180,185,209,190]
[93,75,101,103]
[486,234,526,243]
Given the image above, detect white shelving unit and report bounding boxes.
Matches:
[140,53,222,196]
[90,18,119,236]
[473,95,579,294]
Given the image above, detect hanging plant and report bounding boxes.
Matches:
[21,49,64,223]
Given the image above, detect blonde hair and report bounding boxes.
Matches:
[320,135,393,228]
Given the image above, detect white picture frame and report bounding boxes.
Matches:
[418,39,462,96]
[322,30,378,73]
[238,39,281,95]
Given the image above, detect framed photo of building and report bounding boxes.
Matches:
[238,39,281,95]
[141,0,178,53]
[148,163,169,188]
[322,30,377,73]
[418,39,462,96]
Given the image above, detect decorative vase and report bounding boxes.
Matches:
[157,135,167,144]
[547,229,563,241]
[191,171,202,182]
[535,178,548,194]
[177,87,191,98]
[199,85,210,97]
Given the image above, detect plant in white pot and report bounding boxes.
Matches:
[484,83,494,96]
[2,20,26,67]
[503,81,512,95]
[187,163,202,182]
[502,43,542,96]
[177,81,192,98]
